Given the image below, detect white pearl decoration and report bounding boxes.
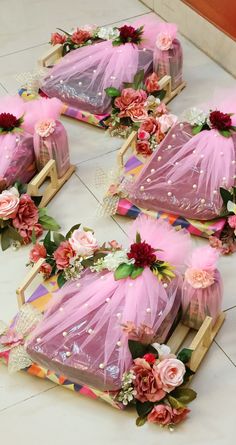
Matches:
[151,169,155,173]
[172,134,176,139]
[36,337,41,343]
[222,177,226,181]
[59,79,63,84]
[193,184,197,189]
[62,331,67,337]
[129,282,133,287]
[220,152,224,156]
[66,351,71,357]
[157,156,162,161]
[163,283,168,288]
[99,363,105,369]
[98,92,102,96]
[88,329,93,335]
[200,154,204,158]
[117,341,121,347]
[93,69,97,73]
[76,282,81,287]
[50,75,54,79]
[200,199,205,204]
[175,162,179,166]
[116,313,121,318]
[147,178,151,183]
[193,150,196,154]
[78,81,82,86]
[167,180,172,185]
[146,308,151,313]
[200,170,204,174]
[106,297,110,303]
[168,145,172,149]
[59,307,63,312]
[167,191,172,197]
[180,123,184,128]
[140,186,144,191]
[232,160,236,164]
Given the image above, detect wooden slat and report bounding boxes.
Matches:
[16,258,45,308]
[38,44,63,67]
[117,131,137,169]
[167,322,190,354]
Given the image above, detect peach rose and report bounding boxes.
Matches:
[40,262,52,279]
[126,105,148,122]
[140,117,157,135]
[69,229,98,257]
[51,32,66,45]
[228,215,236,229]
[172,407,190,424]
[155,358,186,392]
[158,113,178,133]
[147,404,172,425]
[132,358,166,403]
[185,267,215,288]
[35,119,56,138]
[29,243,47,263]
[53,241,75,270]
[12,194,38,230]
[0,189,19,220]
[156,32,173,51]
[136,140,152,156]
[145,73,160,93]
[114,88,147,111]
[71,29,91,45]
[19,223,43,245]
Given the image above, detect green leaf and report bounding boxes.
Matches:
[104,87,121,97]
[192,125,203,135]
[83,226,94,233]
[220,187,232,207]
[167,395,186,409]
[114,263,134,280]
[136,401,153,417]
[136,232,141,243]
[56,27,71,37]
[154,89,166,100]
[231,126,236,131]
[171,388,197,404]
[133,70,144,90]
[219,130,231,138]
[38,207,47,218]
[57,272,67,288]
[136,416,147,427]
[130,266,144,279]
[182,366,195,385]
[177,348,193,364]
[31,228,37,244]
[53,232,66,246]
[66,224,81,240]
[0,228,11,251]
[39,214,60,231]
[13,181,27,195]
[43,231,58,255]
[128,339,148,360]
[6,226,23,242]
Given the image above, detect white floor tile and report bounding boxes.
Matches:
[215,306,236,366]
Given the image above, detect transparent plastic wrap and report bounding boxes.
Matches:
[153,23,183,90]
[128,122,236,221]
[26,215,191,392]
[33,120,70,178]
[181,246,223,330]
[41,16,162,114]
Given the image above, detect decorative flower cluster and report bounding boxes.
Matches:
[117,328,196,430]
[112,25,144,46]
[0,112,24,134]
[106,70,177,144]
[184,107,236,138]
[35,119,56,138]
[0,183,59,251]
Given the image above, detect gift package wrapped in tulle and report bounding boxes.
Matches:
[26,215,191,392]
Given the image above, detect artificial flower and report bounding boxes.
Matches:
[227,200,236,214]
[114,88,147,112]
[53,240,75,270]
[35,119,56,137]
[185,267,215,288]
[71,29,91,45]
[136,140,153,156]
[137,129,150,141]
[40,262,52,279]
[183,107,208,126]
[69,229,98,257]
[158,113,177,133]
[126,105,148,122]
[145,72,160,94]
[50,32,66,45]
[0,112,21,132]
[209,110,232,131]
[172,407,191,424]
[140,117,158,135]
[118,25,141,44]
[101,250,132,272]
[12,194,38,230]
[152,343,171,357]
[145,94,161,112]
[132,358,166,402]
[155,129,165,144]
[228,214,236,229]
[156,32,173,51]
[155,358,186,392]
[108,240,122,250]
[147,404,173,425]
[97,26,119,40]
[18,223,43,245]
[29,243,47,263]
[0,189,20,220]
[127,241,156,267]
[143,353,156,365]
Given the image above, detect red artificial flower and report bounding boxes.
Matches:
[136,140,153,156]
[118,25,140,44]
[209,110,232,131]
[0,113,20,131]
[127,241,156,267]
[143,353,156,365]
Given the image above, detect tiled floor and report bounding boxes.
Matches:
[0,1,235,443]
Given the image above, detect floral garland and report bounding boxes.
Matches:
[105,70,177,144]
[117,328,196,430]
[184,107,236,138]
[0,183,59,251]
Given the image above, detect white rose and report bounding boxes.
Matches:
[152,343,171,357]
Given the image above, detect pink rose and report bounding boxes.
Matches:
[172,407,190,424]
[81,24,97,34]
[35,119,56,138]
[132,358,166,402]
[140,117,157,135]
[29,243,47,263]
[156,32,173,51]
[108,240,122,250]
[138,129,150,141]
[156,102,168,116]
[185,267,215,289]
[136,140,152,157]
[69,229,98,257]
[228,215,236,229]
[147,404,172,425]
[0,189,19,220]
[126,105,148,122]
[19,223,43,245]
[12,194,38,230]
[145,72,160,93]
[40,262,52,279]
[155,129,165,144]
[51,32,66,45]
[158,113,178,133]
[53,241,75,270]
[71,29,91,45]
[155,358,186,392]
[114,88,147,111]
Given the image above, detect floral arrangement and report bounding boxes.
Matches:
[0,112,24,134]
[209,187,236,254]
[105,70,177,146]
[28,223,122,287]
[112,25,143,46]
[0,183,59,251]
[184,107,236,138]
[117,327,196,430]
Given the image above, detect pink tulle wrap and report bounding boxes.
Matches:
[129,115,236,220]
[153,23,183,90]
[182,246,222,330]
[26,215,191,391]
[41,15,162,114]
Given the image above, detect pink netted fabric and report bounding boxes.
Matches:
[128,120,236,221]
[41,15,162,114]
[26,215,191,392]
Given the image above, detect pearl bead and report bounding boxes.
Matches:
[193,184,197,189]
[50,75,54,79]
[232,160,236,164]
[76,282,81,287]
[167,191,172,197]
[143,47,146,51]
[84,303,88,308]
[200,154,204,158]
[147,178,151,183]
[200,199,205,204]
[175,162,179,166]
[157,156,162,161]
[62,331,67,337]
[116,313,121,318]
[88,329,93,334]
[220,152,224,156]
[66,351,71,357]
[59,79,63,84]
[78,81,82,86]
[222,177,226,181]
[168,145,172,149]
[146,308,151,313]
[129,282,133,287]
[98,92,102,96]
[106,297,110,303]
[180,123,184,128]
[200,170,204,174]
[163,283,168,288]
[193,150,196,154]
[213,190,217,195]
[101,275,105,280]
[140,186,144,191]
[99,363,105,369]
[36,338,41,343]
[167,180,172,185]
[172,134,176,139]
[117,341,121,347]
[110,76,116,80]
[151,169,155,173]
[59,307,63,312]
[93,69,97,73]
